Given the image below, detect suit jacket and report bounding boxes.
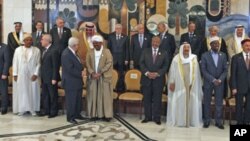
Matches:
[140,48,169,86]
[32,31,46,52]
[107,32,129,64]
[50,27,72,54]
[86,48,113,82]
[231,53,250,94]
[180,32,202,57]
[130,33,152,67]
[61,48,83,90]
[200,51,228,88]
[0,43,11,76]
[200,37,228,60]
[41,45,60,84]
[158,32,176,62]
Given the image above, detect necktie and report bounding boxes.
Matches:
[246,54,249,70]
[161,34,164,40]
[116,34,120,40]
[189,33,193,42]
[59,28,62,39]
[139,34,143,47]
[153,49,157,64]
[36,32,40,39]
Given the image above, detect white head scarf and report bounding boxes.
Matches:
[179,43,196,85]
[234,25,245,49]
[179,43,196,64]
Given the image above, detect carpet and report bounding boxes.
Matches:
[0,115,154,141]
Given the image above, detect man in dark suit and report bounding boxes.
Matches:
[107,23,129,92]
[201,36,228,129]
[180,21,202,58]
[50,17,72,55]
[40,34,60,118]
[140,36,169,125]
[231,38,250,125]
[130,24,151,69]
[61,37,85,124]
[157,22,176,69]
[0,43,11,115]
[32,21,46,52]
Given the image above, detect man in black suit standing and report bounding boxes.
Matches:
[107,23,129,92]
[40,34,60,118]
[180,21,202,58]
[201,36,228,129]
[50,17,72,55]
[130,24,151,69]
[32,21,46,52]
[61,37,85,124]
[0,43,11,115]
[157,22,176,68]
[140,36,169,125]
[231,38,250,125]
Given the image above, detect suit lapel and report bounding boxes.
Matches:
[240,53,248,70]
[217,52,223,68]
[68,48,81,65]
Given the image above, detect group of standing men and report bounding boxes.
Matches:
[0,17,250,128]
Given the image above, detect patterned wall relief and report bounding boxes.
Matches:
[167,0,188,35]
[32,0,250,42]
[206,0,250,41]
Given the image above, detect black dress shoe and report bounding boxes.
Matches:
[141,119,152,123]
[68,119,78,124]
[76,115,87,120]
[154,120,161,125]
[1,109,7,115]
[37,112,48,117]
[48,114,57,118]
[203,122,210,128]
[215,123,224,129]
[103,118,112,122]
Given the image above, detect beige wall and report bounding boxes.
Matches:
[2,0,32,43]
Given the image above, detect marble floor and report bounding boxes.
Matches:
[0,112,230,141]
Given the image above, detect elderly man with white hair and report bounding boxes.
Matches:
[167,42,203,127]
[61,37,85,124]
[86,35,113,121]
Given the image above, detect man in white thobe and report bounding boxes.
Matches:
[167,43,203,127]
[12,34,41,116]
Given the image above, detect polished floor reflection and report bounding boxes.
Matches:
[0,113,230,141]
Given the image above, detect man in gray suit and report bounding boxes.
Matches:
[61,37,85,124]
[0,43,11,115]
[201,36,228,129]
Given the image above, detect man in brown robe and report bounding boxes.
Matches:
[86,35,113,121]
